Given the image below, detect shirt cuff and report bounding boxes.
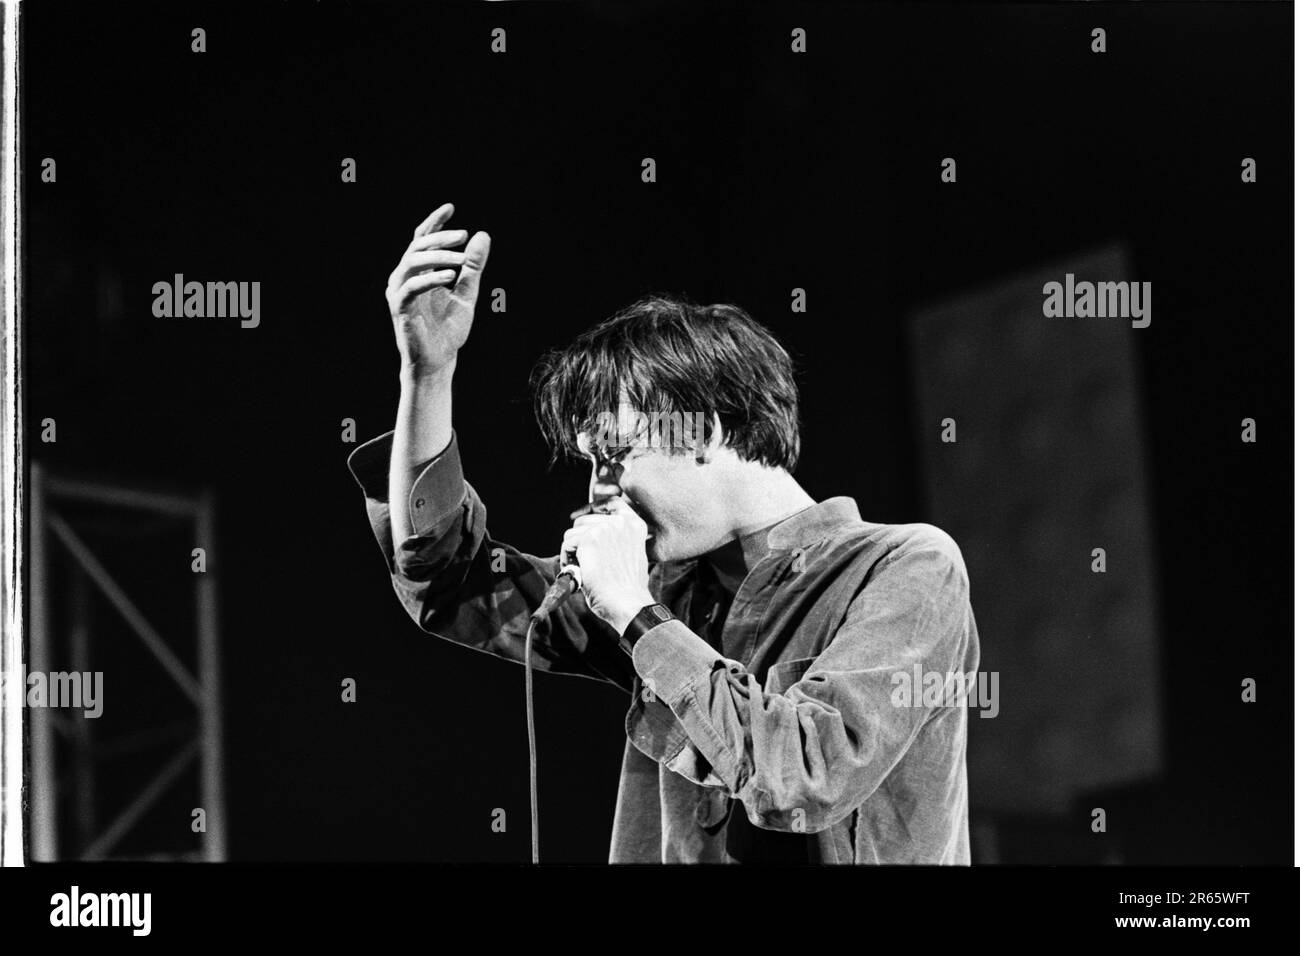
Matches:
[631,619,723,712]
[627,619,739,787]
[345,429,467,536]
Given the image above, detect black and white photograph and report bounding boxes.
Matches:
[0,0,1294,938]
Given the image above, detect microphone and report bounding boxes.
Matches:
[529,456,625,624]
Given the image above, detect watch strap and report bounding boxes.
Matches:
[620,603,674,655]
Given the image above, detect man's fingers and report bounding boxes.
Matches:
[396,270,457,308]
[560,529,585,562]
[386,242,467,295]
[453,231,491,302]
[396,249,467,281]
[570,504,644,536]
[568,497,636,521]
[412,203,455,239]
[408,228,469,254]
[569,502,618,520]
[386,260,450,300]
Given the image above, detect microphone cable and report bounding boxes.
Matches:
[523,570,579,865]
[524,618,540,864]
[521,452,622,865]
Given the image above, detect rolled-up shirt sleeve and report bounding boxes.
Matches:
[347,429,469,573]
[346,429,635,690]
[628,535,973,834]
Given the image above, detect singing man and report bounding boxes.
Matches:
[347,202,981,864]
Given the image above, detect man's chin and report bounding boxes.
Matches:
[646,535,671,563]
[647,535,697,564]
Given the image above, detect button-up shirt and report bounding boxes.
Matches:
[347,430,980,864]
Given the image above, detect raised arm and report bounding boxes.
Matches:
[351,203,634,691]
[384,201,488,542]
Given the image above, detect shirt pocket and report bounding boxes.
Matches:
[764,655,819,695]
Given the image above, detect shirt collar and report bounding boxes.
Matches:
[652,496,865,589]
[766,497,862,551]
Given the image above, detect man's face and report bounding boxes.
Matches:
[576,410,727,563]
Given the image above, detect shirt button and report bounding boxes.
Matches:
[641,684,656,703]
[414,497,425,509]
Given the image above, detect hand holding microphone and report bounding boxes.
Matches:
[556,497,656,635]
[554,467,626,592]
[530,456,655,635]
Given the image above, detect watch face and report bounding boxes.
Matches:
[650,604,672,622]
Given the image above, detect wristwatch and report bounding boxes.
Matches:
[620,603,675,655]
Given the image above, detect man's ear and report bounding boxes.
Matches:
[693,412,726,464]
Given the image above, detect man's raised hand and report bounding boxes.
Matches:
[385,202,491,374]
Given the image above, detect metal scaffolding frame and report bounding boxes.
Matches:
[27,461,226,861]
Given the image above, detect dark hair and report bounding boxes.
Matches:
[530,294,800,470]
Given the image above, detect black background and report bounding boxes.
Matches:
[22,0,1293,863]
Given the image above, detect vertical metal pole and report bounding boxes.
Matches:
[195,487,226,860]
[0,0,26,869]
[27,461,56,860]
